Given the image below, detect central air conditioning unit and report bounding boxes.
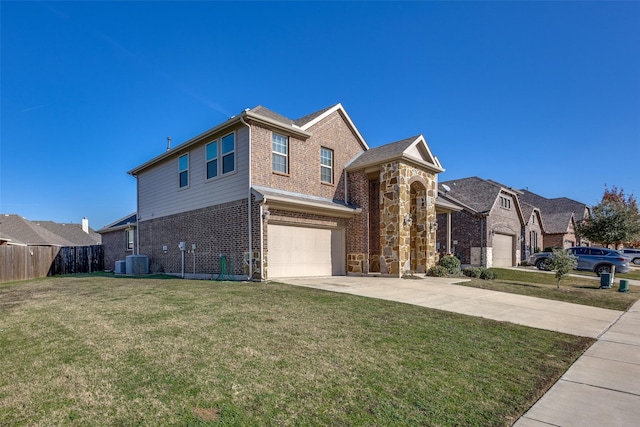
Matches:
[115,260,127,275]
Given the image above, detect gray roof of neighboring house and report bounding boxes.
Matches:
[34,221,101,246]
[519,190,589,222]
[347,136,419,170]
[439,177,514,214]
[542,211,574,234]
[0,214,75,246]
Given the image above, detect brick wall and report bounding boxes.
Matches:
[138,198,251,277]
[101,229,134,271]
[250,111,365,201]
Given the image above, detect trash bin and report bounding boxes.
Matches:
[600,273,612,289]
[619,279,629,293]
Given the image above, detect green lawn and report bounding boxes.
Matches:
[458,268,640,311]
[0,276,593,426]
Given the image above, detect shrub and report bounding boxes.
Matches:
[439,255,461,275]
[427,266,449,277]
[463,267,482,278]
[479,268,497,280]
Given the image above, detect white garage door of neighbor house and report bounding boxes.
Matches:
[493,233,514,267]
[268,224,345,278]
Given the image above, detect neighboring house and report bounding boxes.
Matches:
[34,218,101,246]
[520,202,544,260]
[436,177,525,267]
[0,214,75,246]
[519,190,590,249]
[124,103,446,279]
[97,213,137,271]
[0,214,101,247]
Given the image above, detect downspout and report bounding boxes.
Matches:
[344,170,348,204]
[240,114,253,280]
[480,215,484,267]
[259,203,265,280]
[135,176,140,256]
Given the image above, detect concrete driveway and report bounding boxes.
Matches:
[278,275,622,338]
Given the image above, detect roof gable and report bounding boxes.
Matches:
[346,135,443,173]
[296,103,369,150]
[439,176,525,224]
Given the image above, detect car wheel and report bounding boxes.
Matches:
[594,265,611,276]
[633,258,640,265]
[535,259,550,271]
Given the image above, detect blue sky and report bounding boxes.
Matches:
[2,1,639,229]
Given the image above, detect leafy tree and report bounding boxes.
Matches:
[576,186,640,248]
[548,249,577,289]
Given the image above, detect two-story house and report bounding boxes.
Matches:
[126,103,446,279]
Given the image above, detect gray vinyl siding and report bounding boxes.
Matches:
[137,126,249,221]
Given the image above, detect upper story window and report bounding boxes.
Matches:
[320,147,333,184]
[272,133,288,174]
[179,153,189,188]
[205,132,235,179]
[206,140,218,179]
[222,133,235,174]
[499,196,511,209]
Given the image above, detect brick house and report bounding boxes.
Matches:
[519,190,590,249]
[97,213,137,271]
[436,177,525,267]
[123,103,446,279]
[520,202,544,260]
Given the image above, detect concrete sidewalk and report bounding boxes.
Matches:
[515,298,640,427]
[277,275,639,426]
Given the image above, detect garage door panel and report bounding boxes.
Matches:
[493,234,514,267]
[269,224,344,278]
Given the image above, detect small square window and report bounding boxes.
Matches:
[321,147,333,184]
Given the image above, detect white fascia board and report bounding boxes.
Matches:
[244,111,312,139]
[300,103,369,150]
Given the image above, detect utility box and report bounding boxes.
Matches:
[126,255,149,275]
[600,273,612,289]
[115,260,126,275]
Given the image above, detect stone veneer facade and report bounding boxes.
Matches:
[377,161,438,276]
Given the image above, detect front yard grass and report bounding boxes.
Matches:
[457,268,640,311]
[0,276,593,426]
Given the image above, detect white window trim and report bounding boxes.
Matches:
[272,133,289,174]
[321,147,333,184]
[125,228,134,251]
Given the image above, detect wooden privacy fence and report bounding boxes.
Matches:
[0,245,104,283]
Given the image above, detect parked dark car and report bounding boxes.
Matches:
[621,249,640,265]
[528,247,631,276]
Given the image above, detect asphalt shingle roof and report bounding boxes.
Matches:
[0,214,74,246]
[347,136,420,170]
[519,190,589,223]
[34,221,101,246]
[439,177,508,213]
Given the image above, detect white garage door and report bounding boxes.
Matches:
[268,224,345,278]
[493,234,514,267]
